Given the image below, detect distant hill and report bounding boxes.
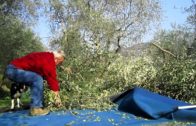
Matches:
[119,43,150,57]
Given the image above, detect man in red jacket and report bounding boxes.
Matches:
[5,50,65,116]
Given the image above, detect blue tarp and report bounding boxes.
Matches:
[0,87,195,126]
[0,109,170,126]
[114,87,196,122]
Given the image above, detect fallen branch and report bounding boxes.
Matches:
[151,43,177,58]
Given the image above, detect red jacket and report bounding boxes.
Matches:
[11,52,59,91]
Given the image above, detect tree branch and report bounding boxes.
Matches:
[151,43,177,58]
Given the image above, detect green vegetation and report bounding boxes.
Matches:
[45,1,196,110]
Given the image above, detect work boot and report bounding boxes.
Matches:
[29,108,49,116]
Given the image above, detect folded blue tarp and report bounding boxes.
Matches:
[113,87,196,122]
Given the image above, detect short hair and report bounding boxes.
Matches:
[53,50,65,58]
[57,50,65,58]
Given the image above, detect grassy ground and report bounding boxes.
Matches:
[0,91,30,109]
[0,98,30,107]
[0,99,10,108]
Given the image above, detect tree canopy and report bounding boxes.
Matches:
[0,1,44,72]
[48,0,161,52]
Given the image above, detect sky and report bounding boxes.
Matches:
[143,0,193,42]
[160,0,192,29]
[33,0,194,47]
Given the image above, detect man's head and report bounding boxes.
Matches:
[53,50,65,65]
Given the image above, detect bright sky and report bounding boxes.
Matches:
[33,0,193,46]
[160,0,192,29]
[143,0,193,42]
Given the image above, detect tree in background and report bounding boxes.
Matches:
[0,17,44,73]
[0,0,42,25]
[185,0,196,57]
[0,0,44,72]
[47,0,161,53]
[149,26,192,63]
[145,1,196,102]
[47,0,161,86]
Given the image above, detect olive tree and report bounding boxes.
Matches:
[47,0,161,53]
[185,0,196,56]
[0,0,45,72]
[0,0,42,25]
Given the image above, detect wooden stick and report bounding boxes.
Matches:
[151,43,177,58]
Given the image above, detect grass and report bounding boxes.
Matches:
[0,91,30,109]
[0,99,10,108]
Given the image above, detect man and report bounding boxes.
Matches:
[5,50,65,116]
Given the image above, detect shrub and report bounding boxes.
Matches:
[46,55,158,110]
[153,59,196,102]
[45,54,195,110]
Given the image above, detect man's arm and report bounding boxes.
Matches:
[43,60,62,107]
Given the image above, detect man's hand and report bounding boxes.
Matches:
[51,91,63,107]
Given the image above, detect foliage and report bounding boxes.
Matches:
[43,53,157,110]
[152,59,196,102]
[48,0,161,52]
[184,0,196,58]
[0,15,44,73]
[146,26,196,103]
[55,51,116,110]
[0,0,45,73]
[149,26,193,61]
[45,50,195,110]
[185,0,196,30]
[106,56,157,89]
[47,24,196,110]
[46,3,196,110]
[0,0,42,25]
